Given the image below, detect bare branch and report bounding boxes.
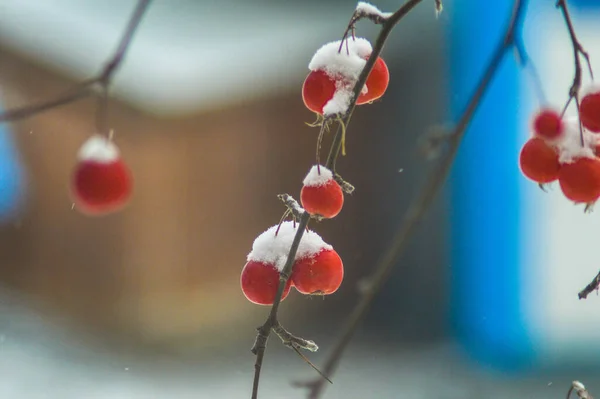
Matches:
[578,270,600,299]
[0,0,152,124]
[333,174,355,194]
[278,194,305,220]
[556,0,594,104]
[249,2,426,397]
[272,323,318,352]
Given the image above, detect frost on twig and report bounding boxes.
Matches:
[333,174,355,194]
[278,194,305,220]
[272,323,318,352]
[355,2,393,24]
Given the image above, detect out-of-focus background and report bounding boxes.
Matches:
[0,0,600,397]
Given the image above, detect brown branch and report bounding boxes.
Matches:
[297,1,528,398]
[578,270,600,299]
[557,0,593,114]
[278,194,305,220]
[249,1,426,398]
[333,174,355,194]
[556,0,594,146]
[0,0,152,124]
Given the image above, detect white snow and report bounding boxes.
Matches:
[247,221,332,271]
[77,135,120,163]
[323,83,355,115]
[309,37,372,77]
[308,37,373,115]
[303,165,334,187]
[355,2,393,19]
[554,117,596,164]
[580,82,600,98]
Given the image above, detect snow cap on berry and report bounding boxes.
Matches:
[580,82,600,98]
[308,37,372,77]
[355,2,393,19]
[77,135,120,163]
[308,37,372,115]
[303,165,334,187]
[555,117,596,164]
[247,221,333,271]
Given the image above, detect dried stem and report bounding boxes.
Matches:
[249,1,425,398]
[0,0,152,124]
[278,194,305,220]
[556,0,593,145]
[298,1,528,398]
[578,270,600,299]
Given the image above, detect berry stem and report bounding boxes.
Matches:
[556,0,594,115]
[251,1,429,397]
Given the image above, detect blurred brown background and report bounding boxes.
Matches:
[0,0,446,352]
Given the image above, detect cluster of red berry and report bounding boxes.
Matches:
[71,135,133,216]
[302,37,389,116]
[241,165,346,305]
[240,221,344,305]
[519,86,600,205]
[241,34,392,306]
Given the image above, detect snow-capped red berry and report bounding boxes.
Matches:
[71,135,132,215]
[242,221,333,305]
[519,137,560,183]
[559,157,600,203]
[306,37,373,115]
[300,165,344,218]
[292,248,344,295]
[240,260,292,305]
[302,70,338,115]
[580,89,600,133]
[532,109,563,140]
[356,57,389,105]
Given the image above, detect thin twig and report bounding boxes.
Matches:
[556,0,593,144]
[298,1,528,398]
[578,270,600,299]
[249,3,426,397]
[333,174,355,194]
[0,0,152,124]
[251,213,310,399]
[278,194,305,220]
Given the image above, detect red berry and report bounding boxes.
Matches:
[580,91,600,133]
[519,137,560,183]
[302,70,337,115]
[532,109,563,140]
[71,135,132,215]
[300,165,344,218]
[292,249,344,295]
[356,57,389,105]
[558,157,600,203]
[240,260,292,305]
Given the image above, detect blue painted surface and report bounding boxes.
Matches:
[0,109,25,221]
[448,0,531,370]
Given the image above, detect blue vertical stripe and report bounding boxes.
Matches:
[448,0,532,370]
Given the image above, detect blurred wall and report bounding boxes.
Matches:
[0,3,446,353]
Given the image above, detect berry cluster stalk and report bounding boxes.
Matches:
[250,1,429,398]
